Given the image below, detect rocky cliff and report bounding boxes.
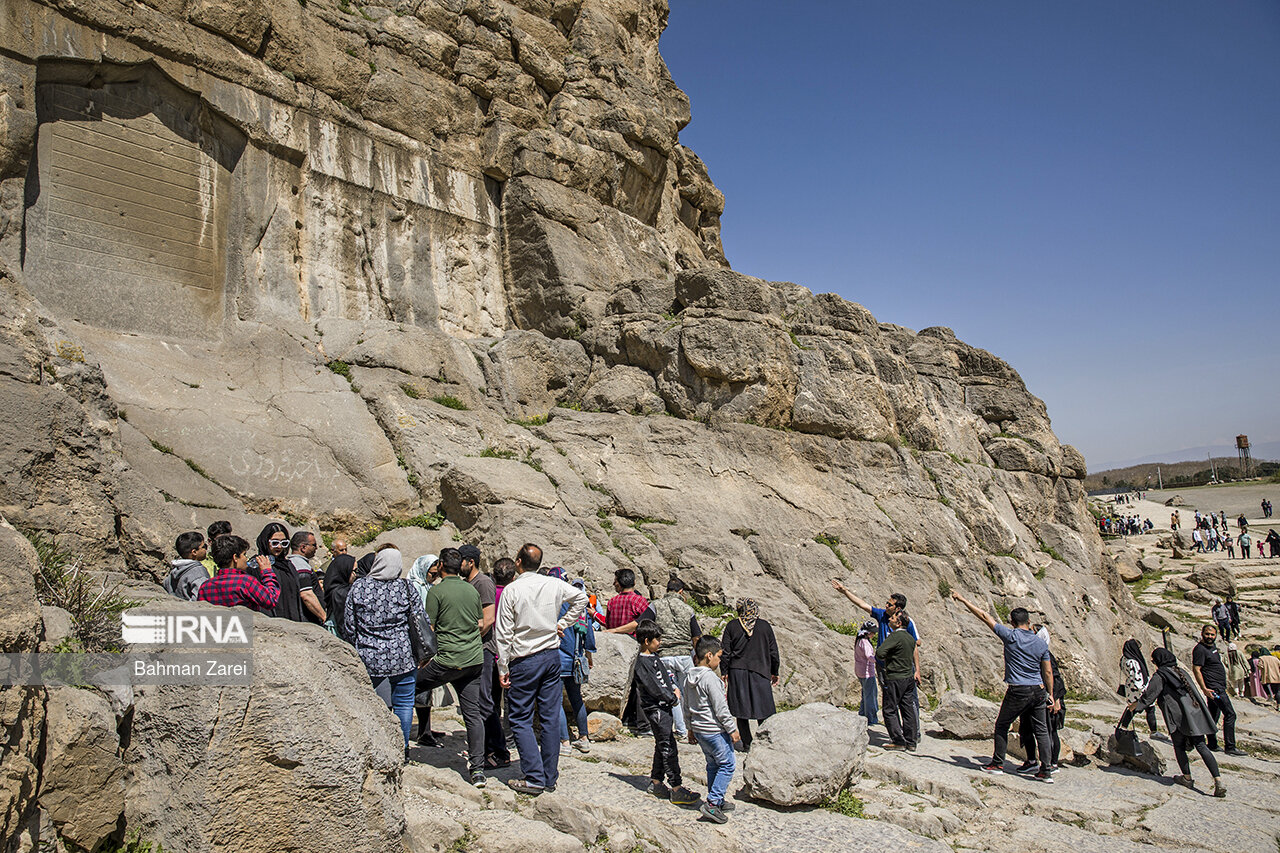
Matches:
[0,2,1141,851]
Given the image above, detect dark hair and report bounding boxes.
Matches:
[890,593,907,610]
[694,635,722,663]
[1009,607,1031,627]
[636,620,663,645]
[493,557,516,586]
[666,577,686,592]
[440,548,463,575]
[175,531,205,558]
[892,609,910,628]
[206,520,232,540]
[614,568,636,589]
[517,543,542,572]
[289,530,314,551]
[212,534,249,569]
[376,542,397,553]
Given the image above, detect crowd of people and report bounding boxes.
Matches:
[163,516,1279,817]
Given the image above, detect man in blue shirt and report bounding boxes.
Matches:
[952,590,1058,783]
[830,581,921,678]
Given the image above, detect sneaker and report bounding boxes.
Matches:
[981,762,1004,774]
[485,755,511,769]
[572,738,591,754]
[884,743,907,750]
[1014,761,1037,774]
[669,786,701,806]
[470,771,486,789]
[416,732,442,748]
[1225,748,1247,757]
[1213,780,1227,798]
[699,802,729,824]
[506,779,544,795]
[1034,770,1054,784]
[646,781,671,799]
[720,800,736,812]
[1173,775,1194,789]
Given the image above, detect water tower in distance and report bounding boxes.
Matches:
[1236,435,1252,478]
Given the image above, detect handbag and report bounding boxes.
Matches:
[571,629,590,684]
[404,580,437,665]
[1113,725,1140,756]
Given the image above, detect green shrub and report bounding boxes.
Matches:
[479,447,515,460]
[822,620,859,636]
[432,394,468,410]
[349,513,446,547]
[937,578,952,598]
[822,788,865,818]
[400,383,422,399]
[327,360,351,379]
[24,529,136,652]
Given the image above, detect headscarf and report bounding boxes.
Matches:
[546,566,566,581]
[355,552,377,579]
[736,598,759,636]
[1036,626,1051,647]
[856,619,876,639]
[255,522,289,564]
[410,554,437,586]
[323,554,356,635]
[369,548,403,581]
[1122,638,1149,681]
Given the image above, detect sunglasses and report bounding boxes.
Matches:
[269,539,288,547]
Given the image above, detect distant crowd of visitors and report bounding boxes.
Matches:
[163,513,1278,817]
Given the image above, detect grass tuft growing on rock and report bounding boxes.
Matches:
[102,833,167,853]
[822,788,865,818]
[814,533,852,570]
[432,394,468,410]
[822,620,859,636]
[1039,543,1064,563]
[400,383,422,399]
[327,360,351,379]
[479,447,515,460]
[348,512,446,547]
[24,528,136,652]
[937,578,952,598]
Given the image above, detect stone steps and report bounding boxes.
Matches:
[1236,575,1280,591]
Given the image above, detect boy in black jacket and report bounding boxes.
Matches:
[634,620,700,805]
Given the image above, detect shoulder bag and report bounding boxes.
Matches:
[404,579,437,665]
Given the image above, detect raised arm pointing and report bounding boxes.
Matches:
[830,579,874,614]
[951,590,997,631]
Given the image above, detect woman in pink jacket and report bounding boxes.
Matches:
[854,619,879,726]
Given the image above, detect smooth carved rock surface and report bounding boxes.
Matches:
[741,703,868,806]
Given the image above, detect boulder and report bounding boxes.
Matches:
[741,703,868,806]
[581,633,639,716]
[586,712,623,742]
[581,365,666,416]
[1188,562,1237,597]
[37,687,126,851]
[933,691,1000,739]
[1141,608,1177,632]
[1137,555,1162,574]
[1164,496,1186,507]
[118,598,406,853]
[1115,553,1142,583]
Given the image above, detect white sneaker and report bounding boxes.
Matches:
[572,739,591,754]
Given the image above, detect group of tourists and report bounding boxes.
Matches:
[1099,514,1151,536]
[163,520,784,823]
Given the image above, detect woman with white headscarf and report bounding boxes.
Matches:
[342,545,425,749]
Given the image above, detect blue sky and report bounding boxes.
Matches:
[661,1,1280,471]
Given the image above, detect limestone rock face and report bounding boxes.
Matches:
[0,520,44,851]
[118,599,406,853]
[1189,562,1237,598]
[933,691,1000,740]
[38,687,126,851]
[741,703,868,806]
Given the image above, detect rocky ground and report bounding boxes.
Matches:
[411,695,1280,853]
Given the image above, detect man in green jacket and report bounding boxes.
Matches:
[875,610,919,750]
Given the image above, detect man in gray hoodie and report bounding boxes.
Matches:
[165,532,210,601]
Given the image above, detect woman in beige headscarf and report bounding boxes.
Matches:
[719,599,780,752]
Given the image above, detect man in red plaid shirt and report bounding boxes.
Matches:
[198,535,281,611]
[604,568,656,733]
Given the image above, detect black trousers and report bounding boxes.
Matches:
[1021,707,1061,766]
[644,705,682,787]
[1118,704,1159,733]
[994,685,1051,770]
[479,650,510,762]
[1204,690,1237,751]
[417,660,484,773]
[882,677,919,746]
[1172,731,1219,778]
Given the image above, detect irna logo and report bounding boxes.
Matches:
[121,612,251,646]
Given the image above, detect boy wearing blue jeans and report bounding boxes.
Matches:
[683,636,740,823]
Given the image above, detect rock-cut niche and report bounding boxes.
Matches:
[21,60,246,339]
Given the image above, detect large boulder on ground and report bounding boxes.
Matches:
[741,703,868,806]
[1188,562,1237,597]
[580,633,639,716]
[37,687,126,851]
[118,597,406,853]
[1137,555,1162,575]
[1115,552,1142,583]
[586,712,622,741]
[933,691,1000,739]
[1102,731,1166,776]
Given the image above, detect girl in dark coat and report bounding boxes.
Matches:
[1126,647,1225,797]
[254,522,303,622]
[720,599,780,751]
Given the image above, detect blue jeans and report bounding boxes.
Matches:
[859,676,879,725]
[661,654,695,736]
[560,676,588,742]
[372,670,416,747]
[508,647,563,788]
[695,731,736,807]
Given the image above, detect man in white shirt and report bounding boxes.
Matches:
[494,543,588,794]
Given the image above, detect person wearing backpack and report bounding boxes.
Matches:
[557,575,596,753]
[1126,647,1226,797]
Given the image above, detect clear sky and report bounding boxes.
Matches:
[661,1,1280,471]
